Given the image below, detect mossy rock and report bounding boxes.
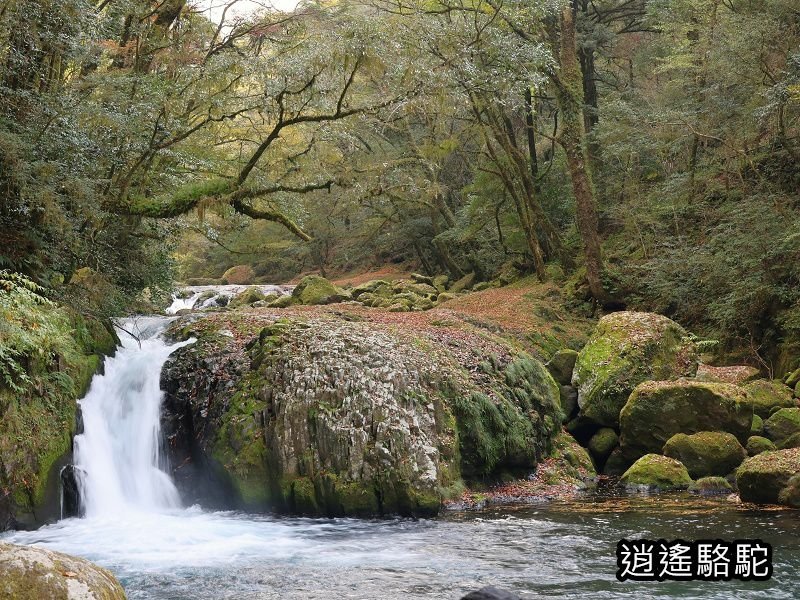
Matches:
[603,447,633,476]
[688,476,733,496]
[0,542,126,600]
[572,312,698,428]
[619,380,752,461]
[547,431,597,483]
[222,265,255,285]
[784,367,800,388]
[436,292,456,304]
[743,380,796,418]
[291,275,347,305]
[778,431,800,449]
[736,447,800,505]
[449,272,475,293]
[763,408,800,446]
[777,474,800,508]
[662,431,746,478]
[432,275,450,292]
[751,414,764,436]
[588,428,618,464]
[388,302,410,312]
[746,436,776,456]
[546,349,579,386]
[351,279,392,299]
[559,385,578,422]
[620,454,692,491]
[267,295,294,308]
[229,286,266,308]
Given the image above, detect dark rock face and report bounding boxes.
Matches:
[60,465,83,518]
[160,341,244,509]
[461,586,521,600]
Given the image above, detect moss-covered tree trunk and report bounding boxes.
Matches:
[551,5,607,303]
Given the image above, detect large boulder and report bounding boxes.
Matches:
[588,428,618,466]
[746,436,776,456]
[291,275,347,305]
[695,364,760,385]
[619,380,751,460]
[0,542,126,599]
[662,431,746,478]
[222,264,255,285]
[572,312,698,427]
[162,314,561,517]
[737,447,800,505]
[743,380,796,418]
[763,408,800,446]
[620,454,692,491]
[228,286,266,308]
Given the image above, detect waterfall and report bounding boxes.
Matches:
[73,316,194,516]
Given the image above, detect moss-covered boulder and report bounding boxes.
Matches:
[588,428,618,465]
[162,314,561,517]
[603,447,633,476]
[743,380,796,418]
[620,454,692,491]
[778,474,800,507]
[763,408,800,446]
[784,367,800,388]
[0,542,126,599]
[546,349,579,386]
[779,432,800,449]
[291,275,347,305]
[746,436,776,456]
[449,272,475,293]
[736,447,800,505]
[662,431,746,478]
[228,286,266,308]
[751,414,764,436]
[619,380,751,461]
[688,476,733,496]
[350,279,392,299]
[222,265,255,285]
[572,312,698,427]
[267,295,294,308]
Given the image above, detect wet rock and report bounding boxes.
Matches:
[620,454,692,491]
[572,312,698,428]
[60,465,83,518]
[619,380,751,460]
[461,586,521,600]
[0,542,126,599]
[737,447,800,505]
[662,431,746,478]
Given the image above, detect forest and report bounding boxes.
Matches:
[1,0,798,370]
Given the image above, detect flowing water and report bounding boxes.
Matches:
[166,284,292,314]
[3,317,800,599]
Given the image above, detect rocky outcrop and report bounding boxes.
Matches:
[737,447,800,506]
[0,542,126,599]
[620,454,692,491]
[571,312,698,428]
[161,312,561,517]
[662,431,746,478]
[618,380,751,461]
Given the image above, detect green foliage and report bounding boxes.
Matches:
[0,270,75,393]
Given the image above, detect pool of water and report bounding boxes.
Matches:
[4,493,799,599]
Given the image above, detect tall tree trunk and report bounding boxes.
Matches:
[553,4,607,303]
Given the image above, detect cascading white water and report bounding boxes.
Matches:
[73,316,194,516]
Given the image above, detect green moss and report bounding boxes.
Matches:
[763,408,800,446]
[746,435,776,456]
[588,427,618,462]
[743,380,796,418]
[751,414,764,435]
[662,431,746,478]
[620,454,693,490]
[737,447,800,505]
[292,275,346,305]
[127,178,233,218]
[229,286,266,308]
[688,476,733,495]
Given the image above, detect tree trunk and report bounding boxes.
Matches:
[553,4,607,303]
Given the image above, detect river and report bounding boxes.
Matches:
[2,309,799,599]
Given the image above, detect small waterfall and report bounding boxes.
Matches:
[73,316,194,516]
